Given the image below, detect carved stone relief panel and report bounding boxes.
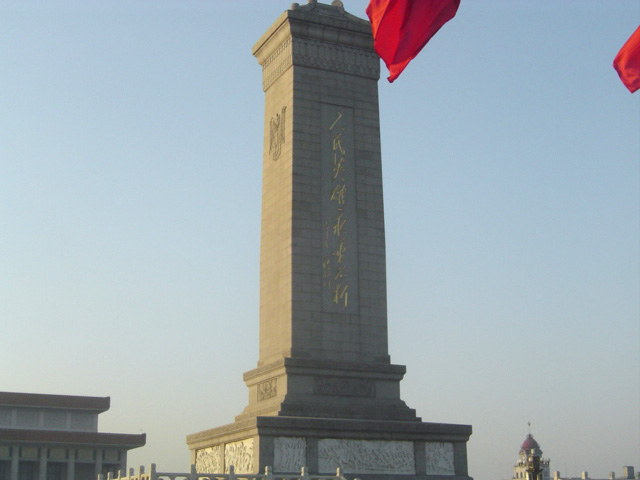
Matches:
[425,442,455,475]
[273,437,306,473]
[318,439,415,474]
[195,445,223,473]
[224,439,254,474]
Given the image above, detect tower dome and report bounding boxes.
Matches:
[512,430,550,480]
[521,434,541,453]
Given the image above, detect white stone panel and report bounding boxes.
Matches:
[70,412,95,431]
[195,446,223,474]
[224,439,253,474]
[425,442,455,475]
[16,409,39,428]
[274,437,306,473]
[318,439,415,474]
[0,408,12,427]
[44,411,67,429]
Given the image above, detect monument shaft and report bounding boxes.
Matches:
[187,3,472,479]
[238,0,414,424]
[257,13,387,367]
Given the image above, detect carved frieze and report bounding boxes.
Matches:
[292,38,379,78]
[315,377,374,397]
[224,439,254,474]
[257,378,277,401]
[425,442,455,475]
[195,446,223,474]
[261,37,293,91]
[318,439,415,474]
[261,36,379,90]
[273,437,306,473]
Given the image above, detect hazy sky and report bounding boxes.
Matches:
[1,2,638,480]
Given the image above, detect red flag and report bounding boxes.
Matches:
[366,0,460,83]
[613,26,640,93]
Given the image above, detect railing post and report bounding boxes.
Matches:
[264,466,273,480]
[150,464,157,480]
[107,472,113,480]
[229,465,236,480]
[190,463,197,480]
[301,467,309,480]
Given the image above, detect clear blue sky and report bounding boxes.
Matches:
[1,2,638,480]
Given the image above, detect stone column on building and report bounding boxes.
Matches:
[10,446,19,480]
[66,449,75,480]
[94,449,103,479]
[39,448,48,480]
[119,451,126,476]
[187,3,472,479]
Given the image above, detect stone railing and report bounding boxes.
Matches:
[99,465,348,480]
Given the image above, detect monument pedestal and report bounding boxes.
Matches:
[187,3,472,478]
[236,358,417,422]
[188,416,470,480]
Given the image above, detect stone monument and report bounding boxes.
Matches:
[186,2,472,479]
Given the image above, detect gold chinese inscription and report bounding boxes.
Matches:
[321,104,358,313]
[323,111,349,308]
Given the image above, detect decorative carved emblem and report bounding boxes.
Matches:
[269,106,286,161]
[257,378,277,401]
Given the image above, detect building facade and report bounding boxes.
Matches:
[0,392,145,480]
[553,466,638,480]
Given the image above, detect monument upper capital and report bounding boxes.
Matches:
[252,1,375,64]
[253,1,379,90]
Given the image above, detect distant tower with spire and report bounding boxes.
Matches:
[511,425,551,480]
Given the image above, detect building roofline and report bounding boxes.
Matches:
[0,429,146,449]
[0,392,110,413]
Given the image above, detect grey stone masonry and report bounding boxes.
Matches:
[187,3,472,479]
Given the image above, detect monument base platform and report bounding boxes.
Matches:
[187,416,472,480]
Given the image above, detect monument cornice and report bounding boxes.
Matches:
[253,3,379,91]
[243,357,407,383]
[252,416,473,442]
[186,418,259,450]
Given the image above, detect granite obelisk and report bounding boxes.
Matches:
[187,3,472,479]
